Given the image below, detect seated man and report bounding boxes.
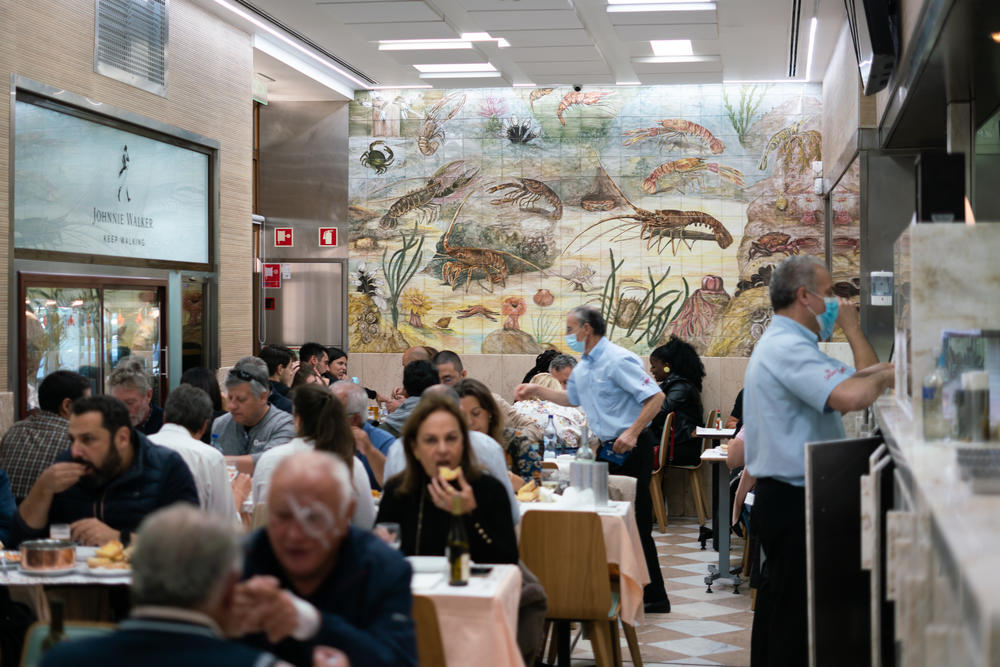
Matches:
[212,357,296,474]
[389,346,431,403]
[149,385,237,520]
[0,370,90,502]
[298,343,330,385]
[40,504,297,667]
[259,345,296,414]
[235,451,416,667]
[10,395,198,547]
[383,387,520,523]
[109,357,164,436]
[330,381,394,490]
[548,354,577,389]
[378,360,438,438]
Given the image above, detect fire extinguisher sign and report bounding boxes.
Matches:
[262,263,281,289]
[318,228,338,247]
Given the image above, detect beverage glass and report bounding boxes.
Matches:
[375,522,401,550]
[49,524,71,541]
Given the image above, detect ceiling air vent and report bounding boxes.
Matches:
[95,0,169,97]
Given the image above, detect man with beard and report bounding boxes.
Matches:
[9,395,198,547]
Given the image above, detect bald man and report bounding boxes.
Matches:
[389,347,432,403]
[235,451,416,667]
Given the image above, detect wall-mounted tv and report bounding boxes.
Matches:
[845,0,898,95]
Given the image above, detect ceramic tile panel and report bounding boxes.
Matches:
[346,84,851,365]
[459,354,504,396]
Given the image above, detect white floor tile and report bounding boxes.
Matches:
[671,562,715,574]
[668,574,713,587]
[674,550,723,562]
[669,601,743,618]
[649,637,740,656]
[664,658,724,665]
[655,619,742,636]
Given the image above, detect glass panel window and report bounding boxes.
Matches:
[103,288,163,402]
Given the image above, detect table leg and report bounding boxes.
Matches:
[711,457,719,551]
[556,621,571,667]
[717,461,731,577]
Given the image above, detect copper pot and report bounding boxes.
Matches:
[20,539,75,571]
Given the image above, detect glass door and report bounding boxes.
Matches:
[19,274,167,416]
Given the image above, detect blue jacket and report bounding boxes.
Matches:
[0,469,14,546]
[9,431,198,547]
[241,526,417,667]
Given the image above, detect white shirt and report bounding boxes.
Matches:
[252,437,376,530]
[384,430,520,523]
[148,423,236,521]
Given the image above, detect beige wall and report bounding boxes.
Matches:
[0,0,254,391]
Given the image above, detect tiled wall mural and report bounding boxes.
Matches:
[347,83,859,357]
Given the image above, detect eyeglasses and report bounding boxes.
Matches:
[229,368,262,384]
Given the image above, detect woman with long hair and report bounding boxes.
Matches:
[374,393,518,563]
[252,383,375,528]
[649,336,706,466]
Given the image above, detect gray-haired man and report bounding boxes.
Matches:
[212,357,296,475]
[40,504,302,667]
[109,357,163,435]
[547,353,577,389]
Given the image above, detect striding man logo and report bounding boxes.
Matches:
[117,144,131,203]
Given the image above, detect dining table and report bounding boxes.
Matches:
[698,435,743,594]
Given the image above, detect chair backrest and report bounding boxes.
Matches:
[608,474,636,504]
[21,622,116,667]
[541,460,558,470]
[519,511,612,620]
[701,408,721,454]
[412,595,446,667]
[251,502,269,530]
[653,411,675,474]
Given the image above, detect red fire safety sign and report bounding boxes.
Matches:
[262,263,281,289]
[319,228,338,247]
[274,228,293,247]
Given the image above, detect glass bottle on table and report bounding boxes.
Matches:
[575,423,594,461]
[922,349,949,440]
[41,599,65,653]
[543,415,558,459]
[447,496,469,586]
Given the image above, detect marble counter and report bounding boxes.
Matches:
[874,396,1000,666]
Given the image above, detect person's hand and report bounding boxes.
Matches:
[70,518,120,546]
[513,383,537,402]
[375,392,392,406]
[612,430,638,454]
[724,415,739,429]
[233,576,290,638]
[427,468,476,514]
[835,297,860,333]
[391,386,406,401]
[232,472,252,508]
[313,646,350,667]
[35,462,87,496]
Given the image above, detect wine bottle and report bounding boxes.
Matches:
[41,599,65,652]
[446,496,469,586]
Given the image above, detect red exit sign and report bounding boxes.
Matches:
[274,228,293,247]
[318,228,338,247]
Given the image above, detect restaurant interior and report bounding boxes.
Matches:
[2,0,1000,665]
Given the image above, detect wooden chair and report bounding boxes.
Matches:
[541,460,559,470]
[411,595,446,667]
[520,511,642,667]
[667,409,718,536]
[650,412,675,533]
[251,502,269,530]
[20,621,116,667]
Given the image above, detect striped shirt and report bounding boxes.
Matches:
[0,411,70,500]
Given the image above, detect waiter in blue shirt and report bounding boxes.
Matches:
[516,305,670,612]
[744,256,893,666]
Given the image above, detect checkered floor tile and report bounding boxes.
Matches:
[563,518,753,666]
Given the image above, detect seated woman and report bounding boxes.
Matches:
[512,373,591,453]
[252,384,376,529]
[375,393,518,564]
[521,349,559,384]
[649,336,705,466]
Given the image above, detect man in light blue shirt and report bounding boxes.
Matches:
[515,305,670,613]
[744,256,893,667]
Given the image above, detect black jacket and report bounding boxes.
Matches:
[242,527,417,667]
[651,375,704,465]
[9,431,198,547]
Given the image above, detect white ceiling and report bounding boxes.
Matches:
[237,0,846,94]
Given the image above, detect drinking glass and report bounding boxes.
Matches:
[50,524,71,541]
[375,522,401,550]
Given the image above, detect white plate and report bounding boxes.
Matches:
[18,565,77,577]
[76,547,98,562]
[83,565,131,577]
[406,556,447,573]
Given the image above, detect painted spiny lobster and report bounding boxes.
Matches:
[378,161,479,229]
[487,178,563,220]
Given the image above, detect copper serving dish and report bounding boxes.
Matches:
[19,539,76,571]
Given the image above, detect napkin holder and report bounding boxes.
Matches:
[569,460,609,506]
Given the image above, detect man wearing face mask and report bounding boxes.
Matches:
[744,255,893,667]
[9,395,198,547]
[514,305,670,614]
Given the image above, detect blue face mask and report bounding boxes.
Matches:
[808,293,839,340]
[565,332,586,353]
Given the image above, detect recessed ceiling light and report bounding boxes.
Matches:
[418,72,503,79]
[608,2,716,11]
[371,84,433,89]
[633,55,719,64]
[413,63,497,73]
[991,31,1000,43]
[513,83,537,88]
[379,40,473,51]
[616,81,642,86]
[650,39,693,56]
[460,32,493,41]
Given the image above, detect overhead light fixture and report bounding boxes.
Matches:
[804,16,818,80]
[992,31,1000,43]
[371,84,433,89]
[616,80,642,86]
[608,2,716,12]
[497,38,511,48]
[633,55,719,63]
[513,83,537,87]
[414,63,496,73]
[418,72,503,79]
[379,40,473,51]
[650,39,693,56]
[460,32,493,40]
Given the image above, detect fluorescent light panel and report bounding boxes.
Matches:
[513,83,537,87]
[380,41,472,51]
[418,72,503,79]
[372,84,432,89]
[608,3,716,11]
[413,62,496,73]
[616,81,642,85]
[650,39,693,56]
[804,16,818,81]
[634,55,718,63]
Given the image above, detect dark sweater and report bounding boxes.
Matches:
[651,375,705,466]
[376,473,519,564]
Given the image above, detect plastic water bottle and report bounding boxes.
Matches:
[379,402,388,423]
[543,415,558,459]
[922,350,949,440]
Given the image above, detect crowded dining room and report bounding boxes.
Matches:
[1,0,999,665]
